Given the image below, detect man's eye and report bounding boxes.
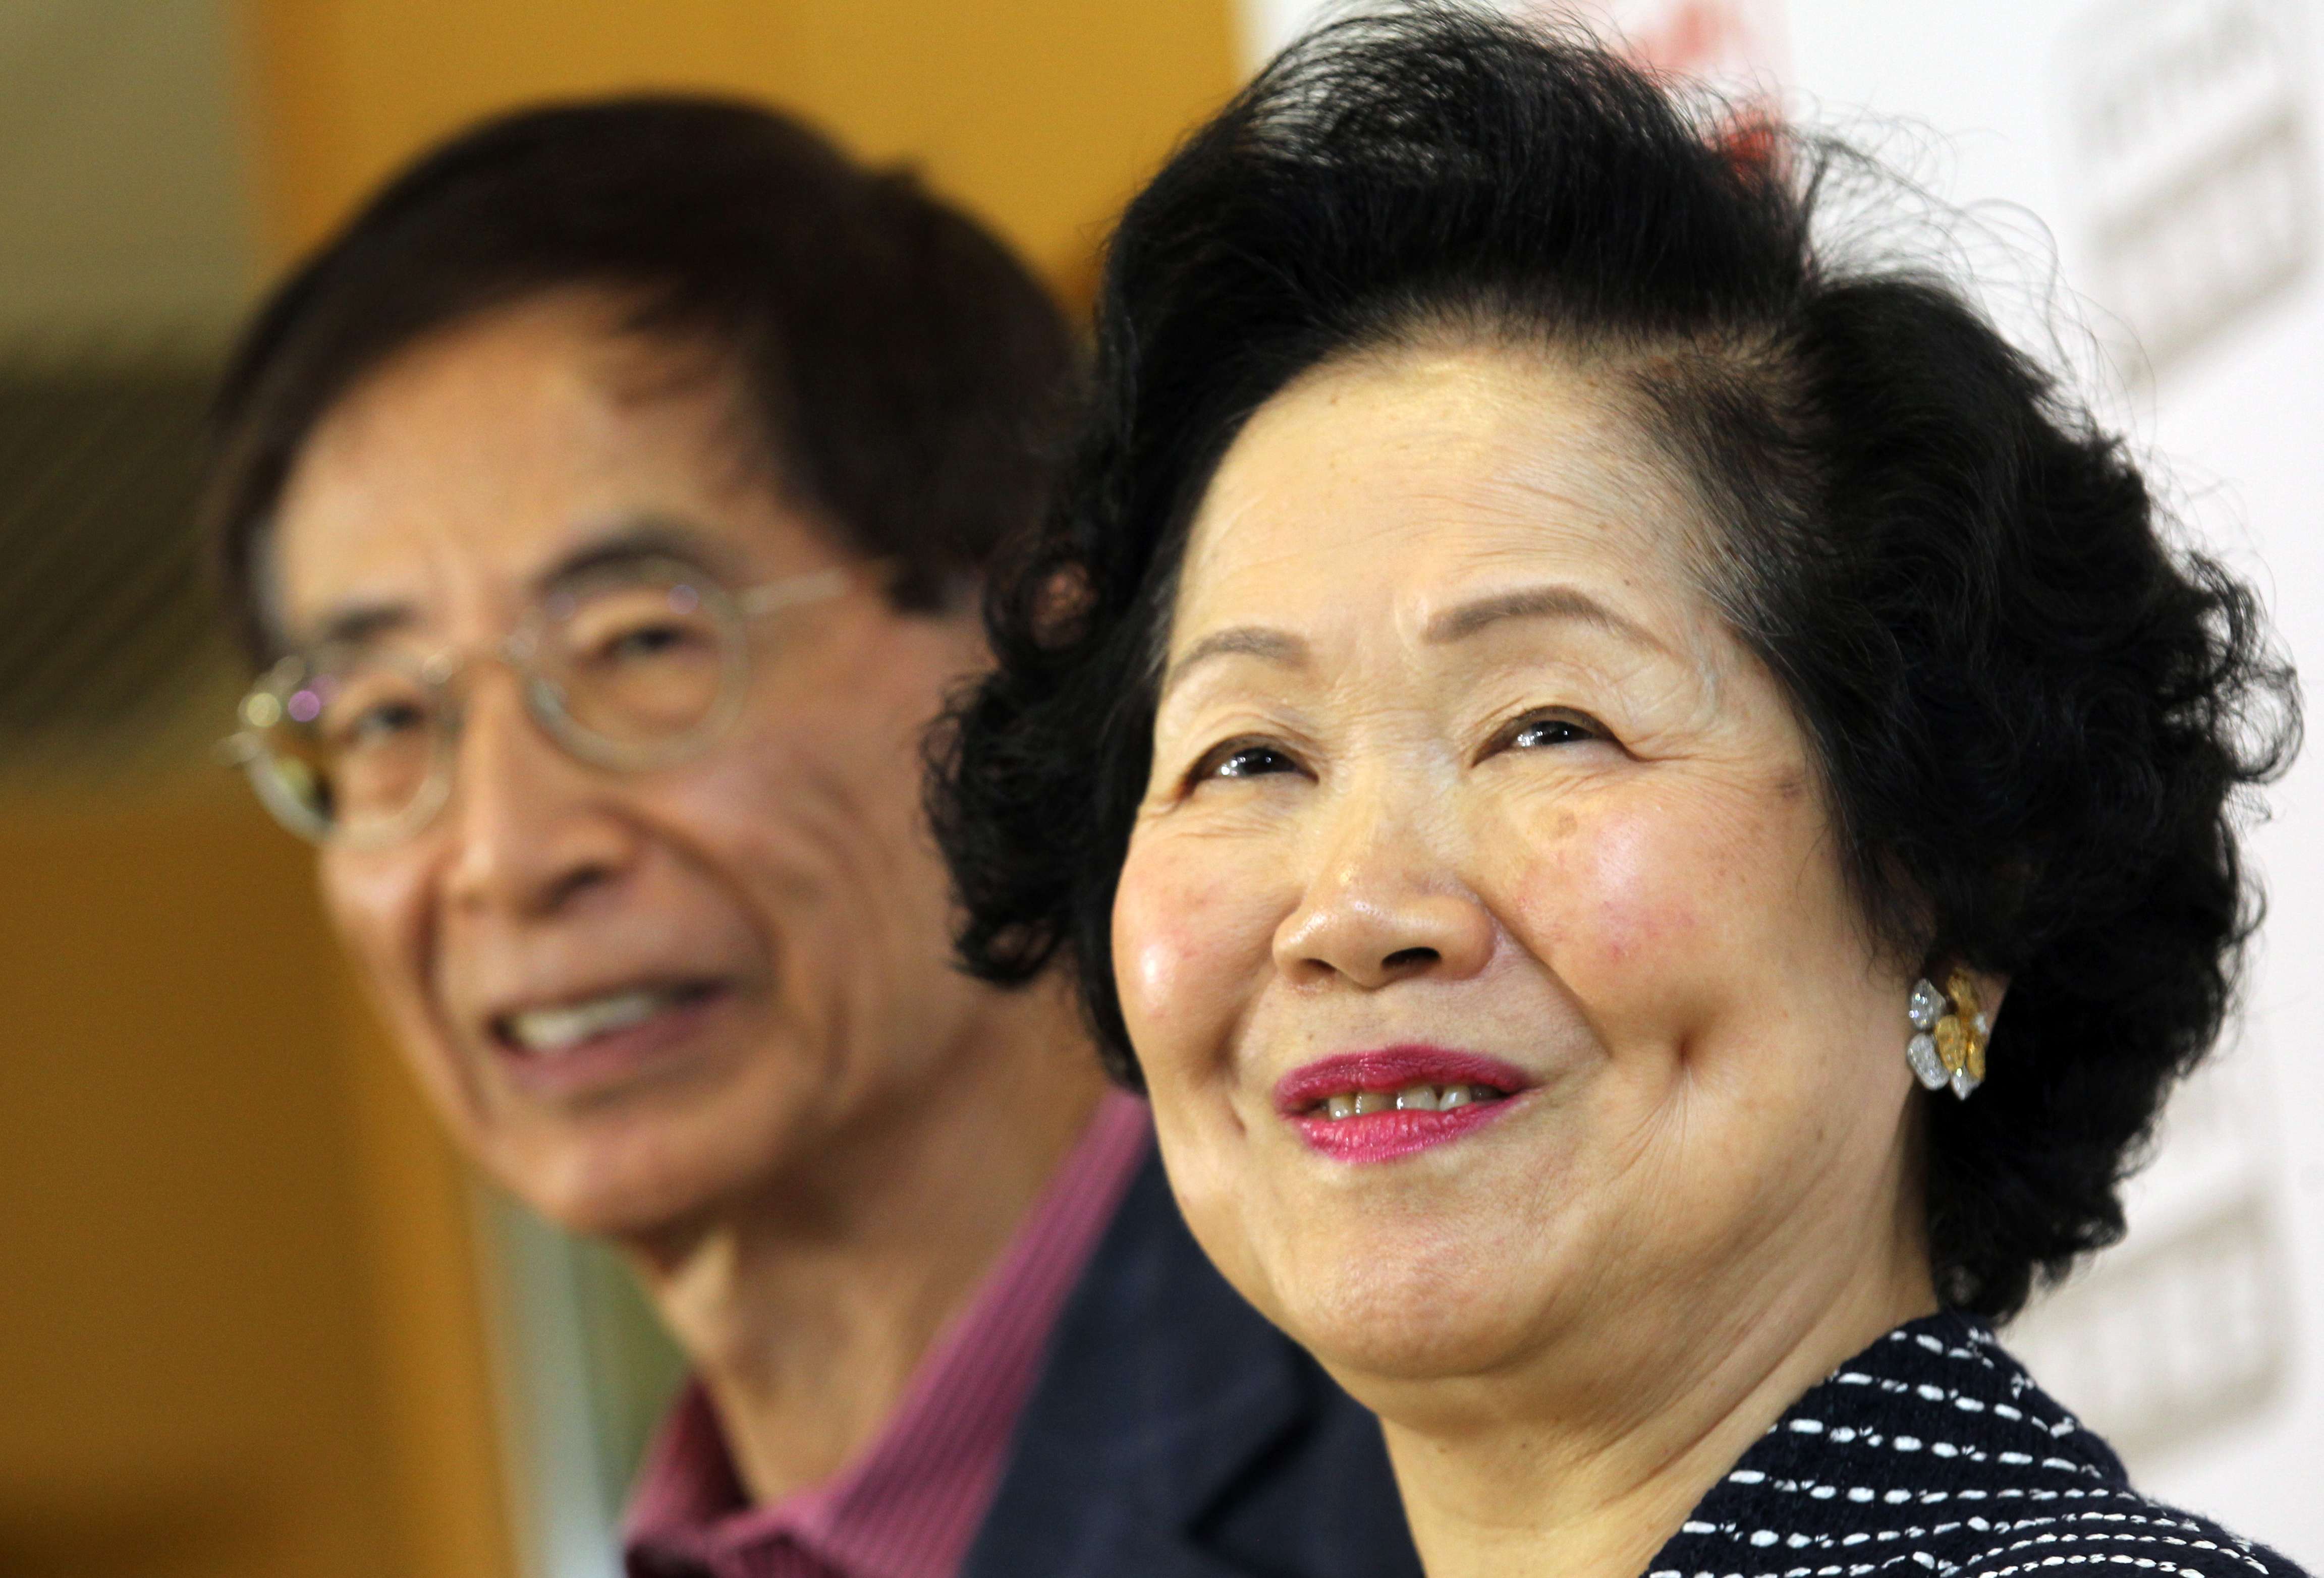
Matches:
[603,622,704,661]
[337,700,427,749]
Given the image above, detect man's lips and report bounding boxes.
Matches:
[471,976,739,1101]
[488,978,728,1055]
[1274,1046,1534,1164]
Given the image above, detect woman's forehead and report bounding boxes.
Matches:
[1176,343,1712,642]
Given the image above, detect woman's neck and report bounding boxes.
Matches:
[622,987,1108,1502]
[1377,1191,1938,1578]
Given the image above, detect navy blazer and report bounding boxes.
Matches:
[962,1149,1425,1578]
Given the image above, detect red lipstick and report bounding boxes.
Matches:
[1274,1045,1532,1163]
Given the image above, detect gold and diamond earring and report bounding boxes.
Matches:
[1906,968,1989,1099]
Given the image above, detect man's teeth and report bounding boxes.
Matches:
[1316,1084,1504,1119]
[505,988,687,1052]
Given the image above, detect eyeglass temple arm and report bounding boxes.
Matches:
[737,560,893,617]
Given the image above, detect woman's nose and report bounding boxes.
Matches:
[1271,801,1495,990]
[442,675,638,917]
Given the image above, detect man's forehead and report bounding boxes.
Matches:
[265,509,767,654]
[259,300,830,652]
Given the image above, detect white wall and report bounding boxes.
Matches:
[1241,1,2324,1563]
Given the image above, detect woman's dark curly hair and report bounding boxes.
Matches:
[928,3,2297,1319]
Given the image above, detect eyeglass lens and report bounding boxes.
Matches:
[538,573,734,746]
[245,564,742,840]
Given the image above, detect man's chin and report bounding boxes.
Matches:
[490,1132,757,1246]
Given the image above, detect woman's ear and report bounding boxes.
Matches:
[1968,968,2008,1030]
[1908,961,2008,1097]
[1913,958,2007,1031]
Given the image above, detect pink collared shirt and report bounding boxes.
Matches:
[623,1090,1154,1578]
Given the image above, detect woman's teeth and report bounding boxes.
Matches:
[1315,1084,1504,1119]
[503,986,694,1053]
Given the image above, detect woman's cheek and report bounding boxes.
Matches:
[1111,827,1274,1074]
[1501,793,1718,1039]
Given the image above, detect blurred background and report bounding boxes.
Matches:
[0,2,2313,1575]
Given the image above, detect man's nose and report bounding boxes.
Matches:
[1271,780,1495,990]
[442,672,638,917]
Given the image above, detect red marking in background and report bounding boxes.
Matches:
[1716,109,1782,180]
[1628,0,1731,78]
[1578,1,1793,181]
[1597,0,1788,89]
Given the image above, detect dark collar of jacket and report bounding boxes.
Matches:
[961,1148,1424,1578]
[1650,1311,2309,1578]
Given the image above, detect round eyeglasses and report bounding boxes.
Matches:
[225,556,866,848]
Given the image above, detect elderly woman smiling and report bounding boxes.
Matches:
[935,9,2305,1578]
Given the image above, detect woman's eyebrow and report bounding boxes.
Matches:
[1424,584,1662,650]
[1161,626,1309,698]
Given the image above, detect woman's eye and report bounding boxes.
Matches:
[1195,742,1300,782]
[1514,718,1587,748]
[1495,712,1603,754]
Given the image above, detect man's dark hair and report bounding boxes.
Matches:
[931,4,2299,1318]
[203,94,1078,657]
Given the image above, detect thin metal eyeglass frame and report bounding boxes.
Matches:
[222,558,867,848]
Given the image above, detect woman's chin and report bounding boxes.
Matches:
[1257,1230,1561,1387]
[1167,1142,1583,1387]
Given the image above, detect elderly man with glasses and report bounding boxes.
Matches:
[202,98,1418,1578]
